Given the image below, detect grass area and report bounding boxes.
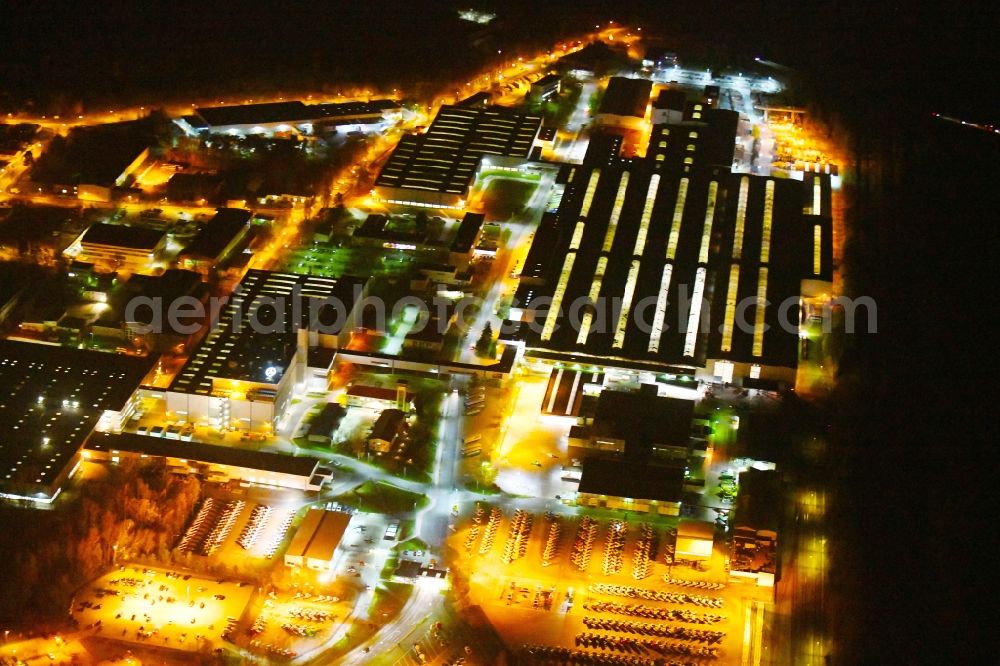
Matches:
[477,168,541,182]
[394,537,429,553]
[480,178,537,219]
[369,581,413,620]
[283,243,416,279]
[334,480,428,514]
[575,505,682,530]
[380,552,398,580]
[462,481,502,495]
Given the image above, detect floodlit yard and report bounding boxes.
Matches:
[447,507,763,662]
[71,565,254,652]
[493,372,577,498]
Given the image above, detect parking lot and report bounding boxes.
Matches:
[71,565,254,651]
[448,505,766,663]
[245,591,352,661]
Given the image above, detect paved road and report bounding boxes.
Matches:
[456,168,557,365]
[337,583,442,666]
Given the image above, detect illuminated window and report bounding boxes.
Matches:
[760,180,775,263]
[692,112,701,119]
[667,178,689,260]
[683,267,707,357]
[661,128,670,135]
[688,131,699,139]
[752,267,768,357]
[658,140,667,148]
[694,104,703,111]
[813,176,822,215]
[580,169,601,218]
[721,263,740,351]
[648,264,674,353]
[569,220,586,250]
[698,181,718,263]
[813,224,822,275]
[577,257,608,344]
[541,252,576,341]
[632,174,659,257]
[733,176,749,259]
[656,154,665,161]
[684,156,694,165]
[750,364,762,379]
[686,144,696,151]
[613,259,642,348]
[601,172,630,252]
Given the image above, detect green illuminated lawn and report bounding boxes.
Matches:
[334,480,428,514]
[479,178,537,219]
[369,581,413,620]
[282,244,413,279]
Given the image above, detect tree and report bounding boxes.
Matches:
[414,210,429,236]
[475,322,494,357]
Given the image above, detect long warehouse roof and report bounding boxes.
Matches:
[375,105,541,195]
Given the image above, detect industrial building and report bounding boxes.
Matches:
[306,403,347,444]
[651,88,688,126]
[84,431,330,491]
[568,387,695,463]
[647,107,740,172]
[510,123,834,386]
[284,509,352,571]
[111,268,209,353]
[175,99,401,136]
[730,466,780,587]
[67,223,167,272]
[177,208,253,275]
[0,340,157,504]
[374,105,541,208]
[540,368,604,417]
[448,212,485,269]
[595,77,653,131]
[576,458,684,515]
[529,74,562,102]
[166,270,368,431]
[367,408,409,453]
[33,119,153,202]
[675,520,716,560]
[345,383,414,411]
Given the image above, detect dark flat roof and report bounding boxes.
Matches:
[654,88,687,111]
[578,458,684,502]
[450,212,484,253]
[81,223,165,250]
[593,390,694,455]
[599,77,653,118]
[195,101,311,127]
[533,74,561,88]
[170,270,367,394]
[309,403,346,437]
[734,467,781,532]
[376,105,540,195]
[514,150,827,370]
[30,119,153,186]
[370,409,407,441]
[179,208,252,260]
[86,431,321,477]
[0,340,158,493]
[456,92,493,108]
[194,100,399,129]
